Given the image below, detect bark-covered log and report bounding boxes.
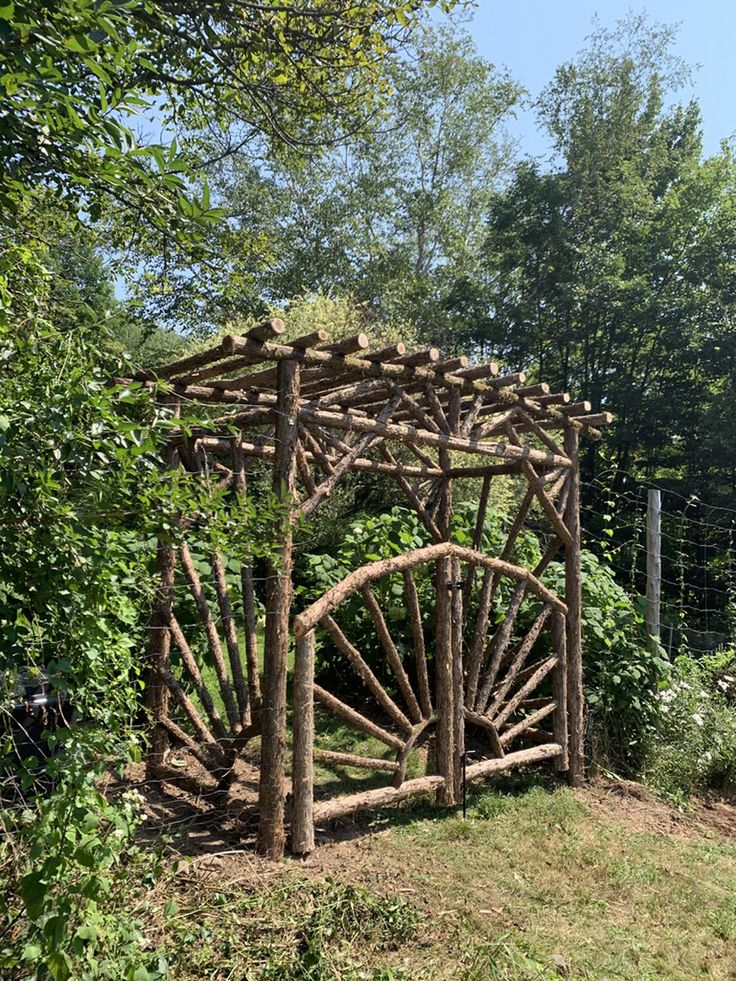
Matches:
[493,656,559,729]
[179,542,240,731]
[402,568,433,718]
[564,427,585,786]
[257,358,300,860]
[291,630,315,855]
[361,585,423,724]
[211,552,249,720]
[295,543,565,637]
[551,610,569,772]
[320,614,412,733]
[500,701,557,747]
[167,614,228,741]
[485,605,553,718]
[313,685,405,751]
[463,708,505,758]
[464,743,562,782]
[314,749,400,773]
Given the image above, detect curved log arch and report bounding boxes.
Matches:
[294,542,566,636]
[291,546,569,854]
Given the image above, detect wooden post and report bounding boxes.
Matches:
[146,417,179,774]
[146,538,176,771]
[257,358,300,859]
[563,427,584,786]
[646,489,662,654]
[434,387,462,804]
[291,629,315,855]
[450,552,465,799]
[434,555,455,805]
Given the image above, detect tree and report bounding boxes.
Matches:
[460,16,736,503]
[160,24,519,334]
[1,1,452,235]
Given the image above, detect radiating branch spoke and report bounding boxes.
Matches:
[320,614,413,734]
[361,585,423,724]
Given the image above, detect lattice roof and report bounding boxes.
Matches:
[134,318,612,492]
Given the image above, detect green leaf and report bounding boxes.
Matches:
[22,942,42,962]
[46,950,72,981]
[20,872,47,920]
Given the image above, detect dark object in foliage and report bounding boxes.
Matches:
[1,668,72,800]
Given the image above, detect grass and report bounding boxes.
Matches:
[170,632,736,977]
[142,775,736,980]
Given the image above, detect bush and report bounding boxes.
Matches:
[0,739,166,981]
[643,646,736,803]
[0,304,279,975]
[544,551,669,774]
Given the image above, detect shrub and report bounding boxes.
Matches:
[544,551,669,774]
[643,646,736,803]
[0,739,166,981]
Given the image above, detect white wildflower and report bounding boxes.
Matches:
[691,713,704,728]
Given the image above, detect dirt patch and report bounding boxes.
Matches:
[691,796,736,840]
[580,777,736,843]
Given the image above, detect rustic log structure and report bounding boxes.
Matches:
[134,317,611,859]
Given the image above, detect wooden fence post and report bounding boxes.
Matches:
[646,489,662,654]
[146,539,176,770]
[257,358,300,859]
[563,428,584,786]
[291,629,315,855]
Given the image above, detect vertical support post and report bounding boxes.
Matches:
[146,409,179,775]
[551,610,569,772]
[241,564,262,717]
[146,538,176,771]
[291,629,315,855]
[563,427,584,786]
[450,553,465,799]
[434,387,463,805]
[646,489,662,654]
[232,437,261,723]
[434,554,455,805]
[257,359,300,859]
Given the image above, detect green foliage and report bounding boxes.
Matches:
[299,504,539,692]
[643,646,736,802]
[545,550,669,772]
[0,248,281,974]
[180,23,519,333]
[0,751,166,980]
[465,15,736,506]
[1,1,447,230]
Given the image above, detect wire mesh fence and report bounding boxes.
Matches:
[580,468,736,656]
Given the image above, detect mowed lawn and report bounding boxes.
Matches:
[146,775,736,980]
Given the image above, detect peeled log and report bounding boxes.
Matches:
[465,743,562,783]
[313,775,446,823]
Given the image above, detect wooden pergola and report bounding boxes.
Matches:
[135,318,611,859]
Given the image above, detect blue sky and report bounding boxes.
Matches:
[463,2,735,159]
